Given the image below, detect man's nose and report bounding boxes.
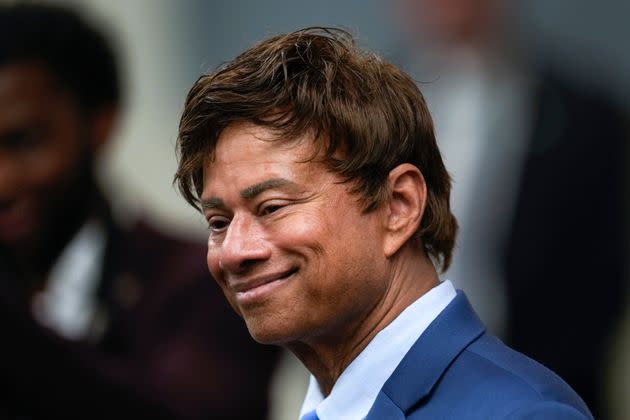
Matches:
[218,214,271,274]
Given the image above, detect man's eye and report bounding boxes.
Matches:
[260,203,284,216]
[207,216,230,232]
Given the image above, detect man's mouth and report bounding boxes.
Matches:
[230,267,299,305]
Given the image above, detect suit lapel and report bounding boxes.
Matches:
[366,292,486,419]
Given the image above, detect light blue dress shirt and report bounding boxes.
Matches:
[299,280,457,420]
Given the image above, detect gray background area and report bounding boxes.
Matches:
[19,0,630,418]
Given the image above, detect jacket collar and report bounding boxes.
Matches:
[366,291,486,418]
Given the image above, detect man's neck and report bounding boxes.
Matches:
[287,248,440,396]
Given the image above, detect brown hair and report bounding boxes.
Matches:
[175,27,458,271]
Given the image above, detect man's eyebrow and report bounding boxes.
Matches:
[201,178,297,211]
[201,197,226,211]
[240,178,296,200]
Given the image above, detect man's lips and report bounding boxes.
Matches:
[227,267,298,305]
[229,267,299,293]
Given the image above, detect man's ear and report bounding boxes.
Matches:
[382,163,426,257]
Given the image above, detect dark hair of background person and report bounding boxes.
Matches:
[175,27,459,271]
[0,3,120,114]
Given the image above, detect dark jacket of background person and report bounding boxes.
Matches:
[0,4,279,419]
[504,69,629,419]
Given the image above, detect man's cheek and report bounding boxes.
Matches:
[206,246,221,277]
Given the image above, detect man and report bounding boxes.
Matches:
[0,4,278,419]
[175,27,594,419]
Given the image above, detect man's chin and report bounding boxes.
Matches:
[245,319,300,346]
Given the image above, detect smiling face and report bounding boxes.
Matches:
[201,122,391,345]
[0,63,93,256]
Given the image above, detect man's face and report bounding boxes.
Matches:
[0,63,92,252]
[202,122,390,345]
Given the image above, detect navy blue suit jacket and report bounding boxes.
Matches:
[366,292,593,419]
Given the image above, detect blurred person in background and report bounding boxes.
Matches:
[0,3,278,419]
[390,0,629,418]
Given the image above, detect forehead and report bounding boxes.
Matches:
[213,122,314,163]
[0,62,59,102]
[206,122,316,174]
[0,62,71,124]
[201,122,324,195]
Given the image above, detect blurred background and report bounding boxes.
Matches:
[4,0,630,419]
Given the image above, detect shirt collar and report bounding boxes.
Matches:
[299,280,457,420]
[31,219,106,340]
